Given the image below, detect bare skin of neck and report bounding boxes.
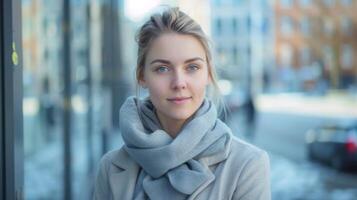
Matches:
[155,111,187,138]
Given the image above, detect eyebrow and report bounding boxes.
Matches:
[149,57,205,65]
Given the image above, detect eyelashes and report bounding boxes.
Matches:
[187,64,200,71]
[154,64,201,74]
[155,66,170,73]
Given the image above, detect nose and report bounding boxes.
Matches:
[171,71,187,90]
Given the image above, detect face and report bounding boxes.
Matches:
[139,33,211,123]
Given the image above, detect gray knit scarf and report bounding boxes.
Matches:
[119,96,232,200]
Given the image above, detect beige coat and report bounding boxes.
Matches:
[93,137,271,200]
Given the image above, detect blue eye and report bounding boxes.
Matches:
[155,66,170,73]
[187,64,199,72]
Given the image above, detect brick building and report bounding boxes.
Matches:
[275,0,357,91]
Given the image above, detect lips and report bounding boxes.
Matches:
[167,97,192,104]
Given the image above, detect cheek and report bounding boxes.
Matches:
[147,78,167,97]
[191,76,209,94]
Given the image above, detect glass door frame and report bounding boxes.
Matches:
[1,0,24,199]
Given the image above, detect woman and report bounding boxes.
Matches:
[93,7,270,200]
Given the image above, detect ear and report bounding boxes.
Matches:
[137,69,148,88]
[138,77,148,89]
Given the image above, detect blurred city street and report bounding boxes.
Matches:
[2,0,357,199]
[227,92,357,200]
[24,92,357,200]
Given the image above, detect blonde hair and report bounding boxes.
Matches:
[135,7,226,116]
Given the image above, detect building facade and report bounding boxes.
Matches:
[210,0,273,94]
[275,0,357,91]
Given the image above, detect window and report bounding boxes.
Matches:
[341,0,352,6]
[22,0,110,199]
[323,45,333,70]
[262,17,269,33]
[281,16,294,36]
[232,46,238,65]
[281,0,293,8]
[323,18,334,36]
[340,16,352,36]
[232,18,238,35]
[341,44,353,69]
[324,0,335,7]
[280,43,293,67]
[300,0,311,7]
[213,0,221,6]
[300,47,311,66]
[216,18,222,35]
[233,0,246,6]
[246,16,251,31]
[300,17,310,36]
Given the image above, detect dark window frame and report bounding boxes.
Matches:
[1,0,23,199]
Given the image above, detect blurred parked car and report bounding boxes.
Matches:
[305,122,357,170]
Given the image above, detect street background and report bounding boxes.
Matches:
[20,0,357,199]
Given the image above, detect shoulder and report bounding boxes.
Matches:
[229,136,269,165]
[100,147,126,163]
[222,136,270,179]
[98,146,135,171]
[227,137,271,199]
[93,146,136,200]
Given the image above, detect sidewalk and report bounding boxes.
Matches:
[256,91,357,119]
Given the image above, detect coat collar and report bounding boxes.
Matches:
[108,148,140,200]
[110,147,138,170]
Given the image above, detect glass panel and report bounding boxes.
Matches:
[280,43,293,67]
[300,17,310,36]
[281,16,294,36]
[341,44,353,69]
[324,0,335,7]
[341,0,352,6]
[323,45,333,70]
[300,46,310,66]
[323,18,334,37]
[23,0,105,199]
[22,0,64,199]
[300,0,311,6]
[70,0,91,198]
[281,0,293,8]
[340,16,352,36]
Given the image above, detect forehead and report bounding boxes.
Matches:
[145,33,206,64]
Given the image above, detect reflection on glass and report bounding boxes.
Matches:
[23,0,64,199]
[22,0,105,199]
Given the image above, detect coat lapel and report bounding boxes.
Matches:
[108,148,140,200]
[189,136,232,199]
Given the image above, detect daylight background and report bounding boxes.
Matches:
[22,0,357,199]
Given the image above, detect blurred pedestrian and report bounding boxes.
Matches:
[40,75,56,142]
[93,7,270,200]
[244,92,256,140]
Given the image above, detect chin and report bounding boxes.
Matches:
[166,109,194,121]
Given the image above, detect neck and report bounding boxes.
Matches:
[155,111,187,138]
